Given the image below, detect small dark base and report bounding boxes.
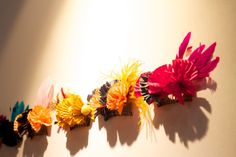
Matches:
[69,118,91,130]
[55,117,92,131]
[96,104,132,121]
[156,96,193,107]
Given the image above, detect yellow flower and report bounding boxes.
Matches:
[56,94,94,129]
[111,61,141,92]
[106,62,141,114]
[27,105,52,132]
[106,82,129,114]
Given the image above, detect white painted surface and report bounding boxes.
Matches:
[0,0,235,156]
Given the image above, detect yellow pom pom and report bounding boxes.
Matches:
[81,105,92,116]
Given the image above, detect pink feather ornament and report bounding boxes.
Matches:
[135,32,220,105]
[35,78,54,107]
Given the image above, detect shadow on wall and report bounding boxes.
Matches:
[153,97,211,148]
[0,0,25,56]
[66,126,90,156]
[0,0,66,156]
[22,135,48,157]
[0,142,22,157]
[0,0,65,112]
[97,97,211,148]
[98,106,140,147]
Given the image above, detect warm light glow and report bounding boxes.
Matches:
[0,0,235,157]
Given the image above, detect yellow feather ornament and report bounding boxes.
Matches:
[108,61,154,131]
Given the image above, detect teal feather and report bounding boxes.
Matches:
[25,105,29,110]
[11,101,27,121]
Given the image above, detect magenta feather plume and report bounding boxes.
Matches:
[176,32,191,59]
[135,32,220,105]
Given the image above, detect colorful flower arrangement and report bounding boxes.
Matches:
[0,79,54,146]
[0,32,219,147]
[135,32,219,105]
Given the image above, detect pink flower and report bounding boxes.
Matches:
[148,64,173,97]
[148,59,198,104]
[135,32,220,105]
[166,59,198,104]
[176,32,220,79]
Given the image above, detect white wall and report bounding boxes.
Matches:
[0,0,235,156]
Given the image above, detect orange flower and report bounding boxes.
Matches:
[106,82,129,114]
[27,105,52,132]
[88,89,103,108]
